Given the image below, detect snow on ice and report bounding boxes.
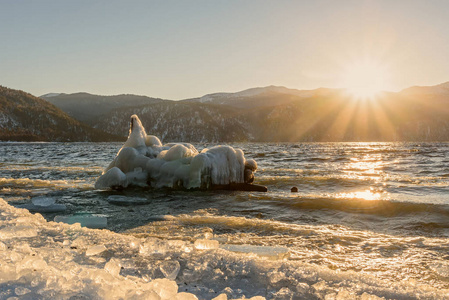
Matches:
[95,115,258,190]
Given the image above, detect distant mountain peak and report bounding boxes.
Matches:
[401,81,449,95]
[40,93,61,98]
[437,81,449,88]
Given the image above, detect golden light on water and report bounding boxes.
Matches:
[337,189,383,201]
[343,153,386,178]
[338,146,391,201]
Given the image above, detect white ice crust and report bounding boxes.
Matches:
[1,197,445,300]
[95,115,257,190]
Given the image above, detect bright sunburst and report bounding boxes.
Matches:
[340,59,391,100]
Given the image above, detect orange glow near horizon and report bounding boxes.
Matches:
[340,59,391,100]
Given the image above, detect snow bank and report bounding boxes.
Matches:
[95,115,258,190]
[1,197,446,300]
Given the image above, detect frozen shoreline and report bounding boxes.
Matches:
[1,198,447,300]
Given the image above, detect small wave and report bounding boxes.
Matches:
[301,157,331,162]
[247,192,449,218]
[1,165,103,173]
[0,177,91,190]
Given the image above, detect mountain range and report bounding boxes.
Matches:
[2,82,449,142]
[0,86,121,142]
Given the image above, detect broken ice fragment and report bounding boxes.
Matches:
[160,260,180,280]
[220,245,289,260]
[17,203,67,213]
[31,196,55,206]
[0,225,37,239]
[54,214,107,229]
[194,239,219,250]
[85,245,107,256]
[147,278,178,299]
[104,257,122,276]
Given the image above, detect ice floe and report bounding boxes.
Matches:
[15,196,67,213]
[54,213,108,229]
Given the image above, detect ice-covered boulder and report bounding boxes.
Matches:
[95,115,261,191]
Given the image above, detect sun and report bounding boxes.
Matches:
[340,59,391,100]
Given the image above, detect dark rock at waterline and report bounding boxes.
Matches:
[244,168,255,184]
[291,187,298,193]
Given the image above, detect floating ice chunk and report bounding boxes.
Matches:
[54,214,108,229]
[85,245,107,256]
[105,257,122,276]
[17,203,67,213]
[31,196,55,206]
[0,225,37,239]
[194,239,219,250]
[95,167,127,189]
[107,195,148,206]
[147,278,178,299]
[174,292,199,300]
[220,245,289,260]
[160,260,181,280]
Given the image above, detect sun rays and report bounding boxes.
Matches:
[340,59,391,100]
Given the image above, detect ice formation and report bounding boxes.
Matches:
[16,196,67,213]
[95,114,258,190]
[1,197,446,300]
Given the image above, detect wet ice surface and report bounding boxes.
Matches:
[2,142,449,299]
[1,197,447,300]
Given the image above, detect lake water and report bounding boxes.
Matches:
[1,142,449,299]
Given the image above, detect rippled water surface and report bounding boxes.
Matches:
[1,142,449,290]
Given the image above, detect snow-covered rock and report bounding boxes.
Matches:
[95,115,258,190]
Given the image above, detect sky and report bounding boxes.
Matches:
[1,0,448,100]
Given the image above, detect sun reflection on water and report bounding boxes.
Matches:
[336,188,385,201]
[343,154,386,178]
[337,144,392,200]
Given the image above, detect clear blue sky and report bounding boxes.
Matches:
[1,0,448,99]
